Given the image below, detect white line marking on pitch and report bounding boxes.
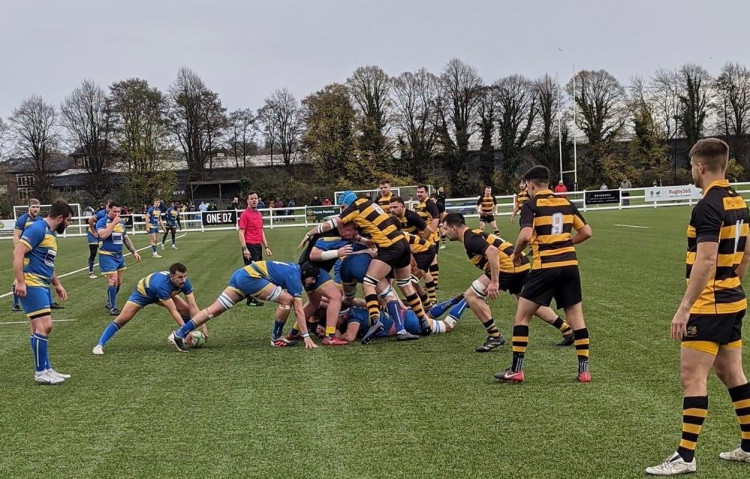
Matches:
[615,224,650,229]
[0,234,187,298]
[0,318,79,325]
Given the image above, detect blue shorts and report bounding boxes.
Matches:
[148,227,159,235]
[127,289,157,308]
[21,286,52,319]
[228,269,272,298]
[311,269,335,292]
[403,310,420,335]
[86,231,99,245]
[339,255,371,284]
[99,253,126,274]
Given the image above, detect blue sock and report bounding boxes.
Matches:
[151,245,157,254]
[429,297,460,318]
[448,299,468,320]
[88,260,94,274]
[98,322,121,346]
[30,333,49,372]
[175,320,197,338]
[107,286,117,310]
[272,320,285,339]
[386,300,405,332]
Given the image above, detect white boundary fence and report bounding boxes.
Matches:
[4,182,750,239]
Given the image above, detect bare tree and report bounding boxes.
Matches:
[9,96,59,200]
[715,62,750,136]
[0,117,10,159]
[391,68,439,180]
[495,75,538,181]
[347,66,392,171]
[475,85,498,186]
[566,69,627,145]
[60,79,114,199]
[677,64,713,146]
[228,108,256,168]
[535,74,566,172]
[438,58,483,194]
[649,69,681,140]
[168,67,226,180]
[257,89,303,167]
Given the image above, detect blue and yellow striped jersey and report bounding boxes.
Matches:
[243,261,304,298]
[146,207,161,226]
[136,271,194,302]
[96,216,127,255]
[19,219,58,286]
[14,213,43,233]
[165,207,179,226]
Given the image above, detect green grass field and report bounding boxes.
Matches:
[1,207,749,478]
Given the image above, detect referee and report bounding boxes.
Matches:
[238,191,272,306]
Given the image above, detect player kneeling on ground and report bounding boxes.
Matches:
[93,263,206,355]
[168,261,321,350]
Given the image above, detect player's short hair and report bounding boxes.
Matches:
[689,138,729,173]
[523,165,550,186]
[246,191,258,198]
[416,184,428,191]
[443,212,466,227]
[169,262,187,275]
[379,179,390,186]
[49,199,74,218]
[389,196,405,205]
[28,198,41,206]
[109,201,121,209]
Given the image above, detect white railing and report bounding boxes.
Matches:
[5,182,750,239]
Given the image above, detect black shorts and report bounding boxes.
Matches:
[242,244,263,265]
[683,311,744,346]
[520,266,582,309]
[414,250,436,272]
[483,270,528,295]
[375,239,411,269]
[479,214,495,223]
[164,225,178,231]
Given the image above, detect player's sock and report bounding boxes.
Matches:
[171,231,176,245]
[107,286,117,310]
[429,263,440,288]
[175,320,197,338]
[88,260,94,274]
[404,293,428,322]
[482,318,500,338]
[448,299,468,320]
[551,316,573,336]
[428,296,461,318]
[676,396,708,462]
[98,322,121,346]
[385,300,405,332]
[574,328,590,372]
[418,291,428,304]
[151,245,157,254]
[289,322,300,337]
[728,382,750,452]
[272,320,285,340]
[511,325,529,372]
[365,294,380,324]
[493,229,500,235]
[431,320,446,334]
[425,280,437,305]
[30,333,48,372]
[161,232,168,245]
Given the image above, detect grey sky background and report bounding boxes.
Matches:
[0,0,746,120]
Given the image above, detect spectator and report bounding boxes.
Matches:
[600,183,608,190]
[554,180,568,197]
[287,198,296,216]
[198,201,208,212]
[310,195,322,206]
[365,192,372,200]
[258,197,266,210]
[231,196,240,210]
[83,205,95,217]
[620,177,632,206]
[322,198,332,206]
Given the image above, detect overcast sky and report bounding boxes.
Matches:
[0,0,746,119]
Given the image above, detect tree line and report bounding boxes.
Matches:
[2,59,749,208]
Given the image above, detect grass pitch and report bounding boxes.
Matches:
[1,207,749,478]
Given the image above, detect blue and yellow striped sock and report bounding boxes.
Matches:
[30,333,49,372]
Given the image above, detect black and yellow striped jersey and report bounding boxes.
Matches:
[340,198,404,248]
[375,192,393,214]
[414,198,440,243]
[462,229,530,274]
[515,190,529,210]
[477,195,496,215]
[404,232,433,254]
[395,209,427,235]
[520,189,586,269]
[686,180,749,314]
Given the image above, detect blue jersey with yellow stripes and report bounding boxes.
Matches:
[146,207,162,227]
[96,216,128,255]
[15,213,43,232]
[19,219,58,287]
[243,261,304,298]
[165,207,180,227]
[131,271,194,306]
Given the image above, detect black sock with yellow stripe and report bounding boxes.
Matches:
[511,325,529,372]
[365,294,380,324]
[425,280,436,305]
[728,382,750,452]
[573,328,590,373]
[677,396,708,462]
[482,319,500,338]
[551,317,573,336]
[429,263,440,289]
[404,293,427,321]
